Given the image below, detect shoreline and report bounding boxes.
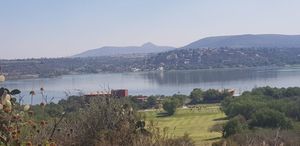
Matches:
[5,64,300,81]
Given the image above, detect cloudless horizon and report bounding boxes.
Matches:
[1,0,300,59]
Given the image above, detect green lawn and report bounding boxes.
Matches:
[140,104,226,146]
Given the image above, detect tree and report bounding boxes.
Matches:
[284,99,300,121]
[203,89,221,103]
[222,95,266,120]
[172,94,188,107]
[249,108,292,129]
[284,87,300,97]
[222,115,247,138]
[145,96,157,108]
[163,99,178,116]
[189,88,203,104]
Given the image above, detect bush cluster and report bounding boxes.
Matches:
[216,86,300,145]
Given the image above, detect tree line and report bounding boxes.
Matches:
[130,88,232,115]
[213,86,300,145]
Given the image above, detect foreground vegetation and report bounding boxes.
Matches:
[2,85,300,145]
[0,85,234,146]
[0,87,194,146]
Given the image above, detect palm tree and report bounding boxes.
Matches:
[0,66,5,82]
[0,75,5,82]
[29,90,35,105]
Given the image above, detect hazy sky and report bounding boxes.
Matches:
[1,0,300,59]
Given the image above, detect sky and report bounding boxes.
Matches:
[1,0,300,59]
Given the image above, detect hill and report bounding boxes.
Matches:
[73,42,175,57]
[140,47,300,71]
[181,34,300,49]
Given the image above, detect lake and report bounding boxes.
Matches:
[2,66,300,104]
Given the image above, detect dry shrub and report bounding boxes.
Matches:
[51,96,195,146]
[213,129,300,146]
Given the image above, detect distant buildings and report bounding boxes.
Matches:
[158,66,164,71]
[131,68,141,72]
[84,92,111,97]
[111,89,128,97]
[135,96,148,102]
[84,89,128,98]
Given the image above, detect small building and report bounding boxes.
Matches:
[227,89,235,96]
[158,66,164,71]
[111,89,128,97]
[84,91,111,97]
[135,96,148,102]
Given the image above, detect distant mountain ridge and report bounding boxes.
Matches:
[74,42,175,57]
[181,34,300,49]
[74,34,300,58]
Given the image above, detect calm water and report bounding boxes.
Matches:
[2,67,300,104]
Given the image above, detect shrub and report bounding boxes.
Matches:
[53,96,194,146]
[213,129,300,146]
[163,99,178,116]
[222,115,248,138]
[222,96,266,119]
[189,88,203,104]
[249,108,292,129]
[0,87,60,146]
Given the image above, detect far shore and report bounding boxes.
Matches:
[4,64,300,81]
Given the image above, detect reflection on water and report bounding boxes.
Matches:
[2,67,300,104]
[142,68,278,85]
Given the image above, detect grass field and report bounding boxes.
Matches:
[140,104,226,146]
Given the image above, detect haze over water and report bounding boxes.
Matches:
[1,67,300,104]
